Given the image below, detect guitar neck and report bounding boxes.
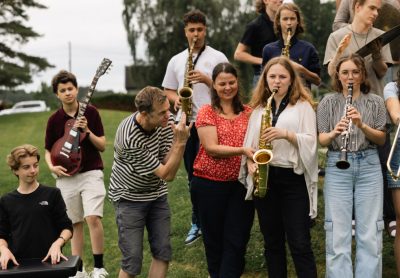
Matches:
[76,76,99,120]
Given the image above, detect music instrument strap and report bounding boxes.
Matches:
[271,92,290,127]
[190,44,206,67]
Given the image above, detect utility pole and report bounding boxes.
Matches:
[68,41,72,72]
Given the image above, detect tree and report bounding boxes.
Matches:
[123,0,255,92]
[0,0,53,88]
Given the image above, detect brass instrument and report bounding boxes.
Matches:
[253,88,277,198]
[336,83,353,169]
[387,118,400,180]
[178,37,197,120]
[281,28,292,58]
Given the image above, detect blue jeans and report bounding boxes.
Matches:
[387,134,400,189]
[324,149,384,278]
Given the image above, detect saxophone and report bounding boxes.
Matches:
[281,28,292,58]
[253,88,277,198]
[178,37,197,120]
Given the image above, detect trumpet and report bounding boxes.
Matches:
[387,118,400,180]
[253,88,277,198]
[178,37,197,121]
[281,28,292,58]
[336,83,353,169]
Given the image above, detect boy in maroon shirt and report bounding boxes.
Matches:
[44,70,108,278]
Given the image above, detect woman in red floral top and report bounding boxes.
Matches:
[191,62,255,278]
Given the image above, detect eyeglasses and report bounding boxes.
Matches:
[339,69,361,77]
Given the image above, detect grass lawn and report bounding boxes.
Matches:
[0,110,397,277]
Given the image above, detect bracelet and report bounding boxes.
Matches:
[58,236,66,246]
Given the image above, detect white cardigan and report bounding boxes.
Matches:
[238,100,319,218]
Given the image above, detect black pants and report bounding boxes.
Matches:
[191,177,255,278]
[255,166,317,278]
[184,126,200,226]
[378,131,396,222]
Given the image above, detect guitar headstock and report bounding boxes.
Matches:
[95,58,112,78]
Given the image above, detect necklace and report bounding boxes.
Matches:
[350,25,370,49]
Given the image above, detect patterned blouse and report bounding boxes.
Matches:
[193,104,252,181]
[317,92,386,151]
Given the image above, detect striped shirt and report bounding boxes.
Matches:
[317,92,386,151]
[109,112,174,202]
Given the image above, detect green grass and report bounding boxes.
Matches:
[0,110,397,277]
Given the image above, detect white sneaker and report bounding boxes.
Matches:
[70,269,89,278]
[90,267,109,278]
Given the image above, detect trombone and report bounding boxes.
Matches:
[387,119,400,180]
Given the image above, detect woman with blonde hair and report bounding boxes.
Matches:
[239,56,318,277]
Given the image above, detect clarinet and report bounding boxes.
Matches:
[336,83,353,169]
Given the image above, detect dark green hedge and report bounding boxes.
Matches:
[91,94,135,112]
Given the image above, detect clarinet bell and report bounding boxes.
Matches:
[336,160,350,169]
[336,150,350,169]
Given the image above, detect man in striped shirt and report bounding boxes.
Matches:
[109,86,191,278]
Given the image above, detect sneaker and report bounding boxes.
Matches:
[388,220,397,238]
[90,267,109,278]
[352,220,356,237]
[70,269,89,278]
[184,223,201,245]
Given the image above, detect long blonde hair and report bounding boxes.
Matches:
[249,56,314,108]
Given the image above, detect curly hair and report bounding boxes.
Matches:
[51,70,78,94]
[183,9,206,26]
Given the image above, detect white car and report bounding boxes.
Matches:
[0,100,50,116]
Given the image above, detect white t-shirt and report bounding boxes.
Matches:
[384,81,398,101]
[162,45,228,121]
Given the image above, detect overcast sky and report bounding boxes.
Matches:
[22,0,133,93]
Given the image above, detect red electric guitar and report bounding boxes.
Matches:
[50,58,112,175]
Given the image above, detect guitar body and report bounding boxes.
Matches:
[50,119,87,176]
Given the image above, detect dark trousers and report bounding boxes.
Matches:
[255,166,317,278]
[184,126,200,226]
[191,177,255,278]
[378,130,396,222]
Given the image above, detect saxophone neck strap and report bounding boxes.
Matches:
[271,93,290,127]
[190,44,206,68]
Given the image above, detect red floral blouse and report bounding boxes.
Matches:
[193,104,252,181]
